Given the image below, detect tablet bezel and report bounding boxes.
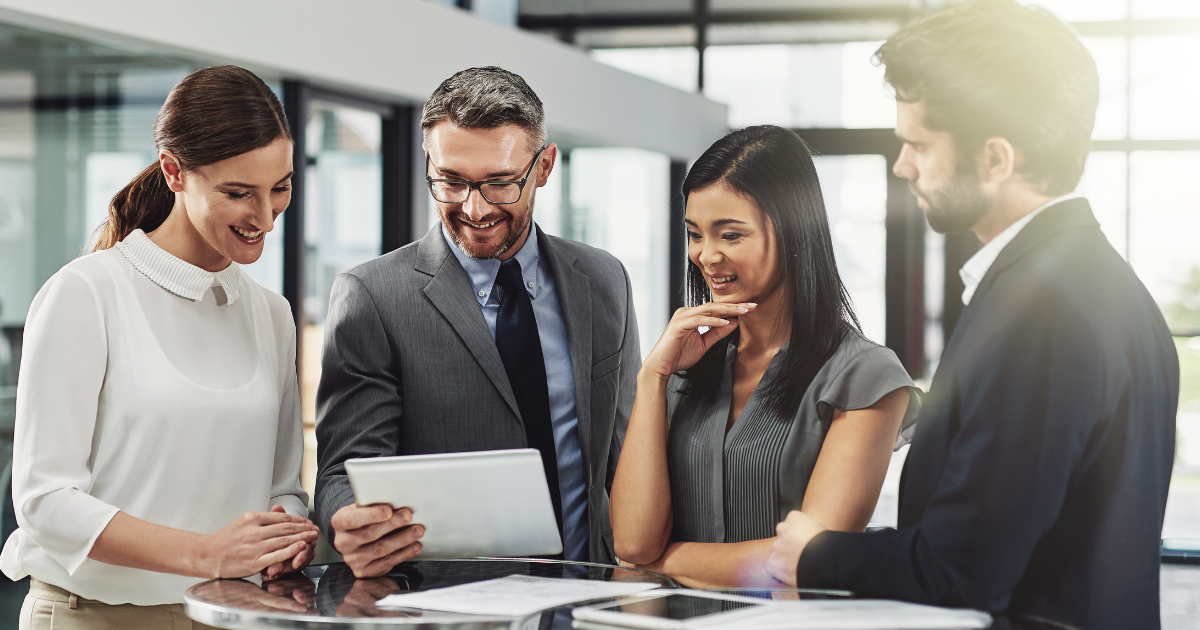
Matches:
[344,448,563,559]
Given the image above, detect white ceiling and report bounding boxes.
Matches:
[0,0,729,160]
[519,0,914,16]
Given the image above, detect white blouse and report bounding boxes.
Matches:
[0,229,307,605]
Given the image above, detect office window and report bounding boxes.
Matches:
[0,24,215,554]
[532,152,567,238]
[1035,3,1200,546]
[704,41,892,129]
[1169,337,1200,540]
[1031,0,1128,21]
[297,100,383,492]
[1076,151,1128,258]
[813,154,888,346]
[1128,152,1200,314]
[1084,37,1129,141]
[1128,156,1200,541]
[0,45,197,445]
[590,47,699,93]
[923,230,946,378]
[1133,0,1200,19]
[1130,36,1200,140]
[569,148,670,358]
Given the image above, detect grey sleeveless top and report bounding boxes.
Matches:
[665,330,920,544]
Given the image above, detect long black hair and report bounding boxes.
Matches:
[679,125,860,419]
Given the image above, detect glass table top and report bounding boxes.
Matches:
[184,559,1077,630]
[184,558,855,629]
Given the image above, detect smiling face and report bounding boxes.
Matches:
[892,100,990,233]
[685,184,782,304]
[424,122,556,260]
[164,136,293,267]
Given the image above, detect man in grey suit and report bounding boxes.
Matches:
[314,67,641,577]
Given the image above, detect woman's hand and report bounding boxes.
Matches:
[641,302,755,380]
[200,510,319,579]
[205,578,315,614]
[262,505,317,580]
[263,574,318,611]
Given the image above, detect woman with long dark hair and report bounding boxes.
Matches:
[610,125,919,588]
[2,66,316,629]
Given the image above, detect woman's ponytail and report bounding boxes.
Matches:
[91,65,291,252]
[93,161,175,251]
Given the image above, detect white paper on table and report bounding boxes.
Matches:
[703,599,991,630]
[375,574,662,617]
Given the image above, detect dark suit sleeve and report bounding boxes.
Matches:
[314,272,403,542]
[796,293,1106,612]
[607,264,640,492]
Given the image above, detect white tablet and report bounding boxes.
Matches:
[344,448,563,559]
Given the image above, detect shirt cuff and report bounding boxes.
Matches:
[270,495,309,519]
[795,529,843,589]
[59,502,121,576]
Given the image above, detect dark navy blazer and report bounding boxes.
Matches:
[796,199,1179,630]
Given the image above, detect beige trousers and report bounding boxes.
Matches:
[20,579,221,630]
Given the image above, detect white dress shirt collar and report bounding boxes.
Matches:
[115,228,242,305]
[959,193,1083,306]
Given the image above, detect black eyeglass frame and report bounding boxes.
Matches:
[425,145,548,205]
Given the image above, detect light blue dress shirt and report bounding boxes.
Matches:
[441,224,588,561]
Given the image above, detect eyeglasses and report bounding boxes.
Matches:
[425,145,547,205]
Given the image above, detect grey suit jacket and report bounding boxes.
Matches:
[314,224,640,564]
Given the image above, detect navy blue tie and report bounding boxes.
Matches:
[493,260,563,537]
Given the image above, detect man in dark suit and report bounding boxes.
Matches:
[766,2,1179,629]
[315,67,640,577]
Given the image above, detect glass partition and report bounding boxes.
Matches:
[298,99,383,493]
[812,154,888,346]
[0,22,212,588]
[0,25,200,484]
[569,148,670,358]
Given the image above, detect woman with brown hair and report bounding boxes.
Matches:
[1,66,316,629]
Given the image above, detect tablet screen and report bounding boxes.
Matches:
[610,594,764,621]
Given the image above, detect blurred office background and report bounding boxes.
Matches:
[0,0,1197,625]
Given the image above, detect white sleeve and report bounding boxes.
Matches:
[12,269,120,575]
[268,323,309,518]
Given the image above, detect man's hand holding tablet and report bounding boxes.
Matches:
[339,450,562,566]
[330,504,426,578]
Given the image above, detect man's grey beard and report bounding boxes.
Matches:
[445,190,536,259]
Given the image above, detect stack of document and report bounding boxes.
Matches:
[375,574,662,617]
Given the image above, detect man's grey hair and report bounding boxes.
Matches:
[421,66,547,153]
